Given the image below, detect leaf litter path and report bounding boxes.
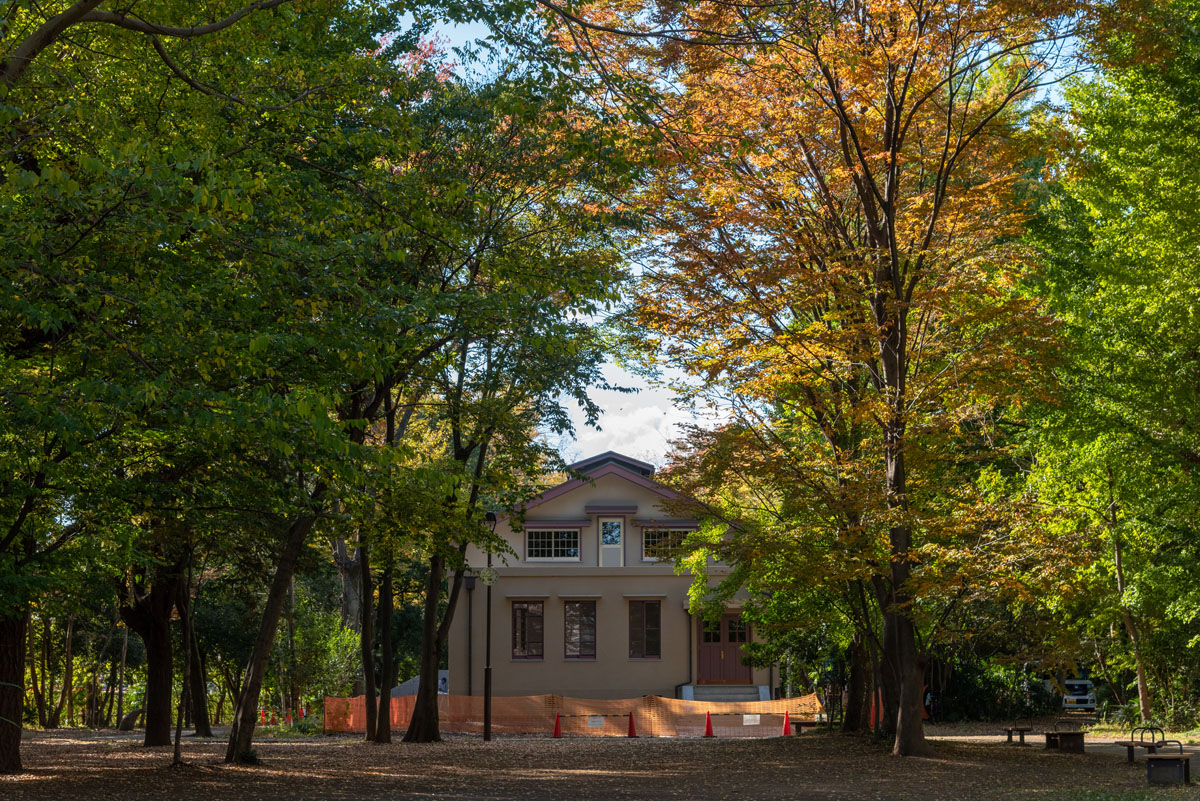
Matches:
[0,728,1183,800]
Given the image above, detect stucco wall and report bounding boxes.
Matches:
[447,460,773,699]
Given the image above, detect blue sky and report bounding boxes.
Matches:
[435,20,695,467]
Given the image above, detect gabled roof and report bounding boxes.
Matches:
[508,452,681,518]
[567,451,656,478]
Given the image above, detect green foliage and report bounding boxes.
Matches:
[1024,0,1200,727]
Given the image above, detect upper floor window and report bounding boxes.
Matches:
[512,601,544,659]
[641,528,684,561]
[527,529,580,561]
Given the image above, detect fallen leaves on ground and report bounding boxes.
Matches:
[0,727,1188,800]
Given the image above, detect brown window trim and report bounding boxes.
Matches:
[629,599,662,659]
[511,600,544,660]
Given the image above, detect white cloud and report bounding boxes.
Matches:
[556,364,721,468]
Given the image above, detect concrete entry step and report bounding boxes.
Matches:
[689,685,763,703]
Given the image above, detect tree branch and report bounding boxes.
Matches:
[2,0,294,87]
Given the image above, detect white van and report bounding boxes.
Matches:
[1062,679,1097,711]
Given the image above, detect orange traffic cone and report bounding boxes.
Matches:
[704,711,714,738]
[782,710,792,736]
[627,713,638,738]
[552,712,562,738]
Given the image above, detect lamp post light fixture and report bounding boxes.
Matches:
[482,511,498,742]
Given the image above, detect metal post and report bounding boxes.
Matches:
[465,576,475,697]
[484,555,492,742]
[483,511,497,742]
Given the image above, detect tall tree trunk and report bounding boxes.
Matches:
[214,676,226,726]
[121,567,182,747]
[871,576,901,737]
[26,616,45,728]
[287,580,298,719]
[56,615,74,728]
[0,613,27,774]
[843,634,868,733]
[359,540,377,743]
[84,624,114,728]
[225,501,323,764]
[333,538,362,632]
[404,554,445,742]
[40,617,52,728]
[875,289,930,756]
[177,590,212,737]
[375,563,394,744]
[173,576,191,767]
[102,660,118,727]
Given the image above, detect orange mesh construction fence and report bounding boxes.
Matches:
[323,692,825,738]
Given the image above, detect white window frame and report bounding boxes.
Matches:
[599,517,624,567]
[641,528,686,562]
[525,528,582,562]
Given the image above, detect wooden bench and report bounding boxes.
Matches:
[1001,726,1032,745]
[1146,741,1190,785]
[1043,730,1085,753]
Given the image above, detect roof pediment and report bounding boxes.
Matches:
[508,454,683,519]
[567,451,655,477]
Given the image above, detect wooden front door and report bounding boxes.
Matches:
[697,613,752,684]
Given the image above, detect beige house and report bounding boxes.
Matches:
[449,452,775,702]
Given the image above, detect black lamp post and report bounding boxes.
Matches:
[464,575,476,697]
[482,511,498,741]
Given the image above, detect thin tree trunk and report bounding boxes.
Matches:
[1107,466,1151,722]
[26,616,45,727]
[177,587,212,737]
[375,563,394,743]
[40,617,52,728]
[225,500,323,764]
[359,540,377,742]
[173,564,193,767]
[115,626,128,727]
[287,580,298,719]
[56,615,74,728]
[214,676,226,726]
[102,659,118,726]
[0,613,27,773]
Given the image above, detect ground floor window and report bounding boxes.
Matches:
[512,601,544,659]
[629,600,661,658]
[564,600,596,659]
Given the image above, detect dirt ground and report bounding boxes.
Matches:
[0,726,1191,801]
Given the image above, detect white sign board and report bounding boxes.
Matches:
[743,714,761,726]
[587,715,605,728]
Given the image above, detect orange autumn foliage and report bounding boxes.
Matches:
[541,0,1100,754]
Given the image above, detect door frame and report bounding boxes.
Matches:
[696,611,752,684]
